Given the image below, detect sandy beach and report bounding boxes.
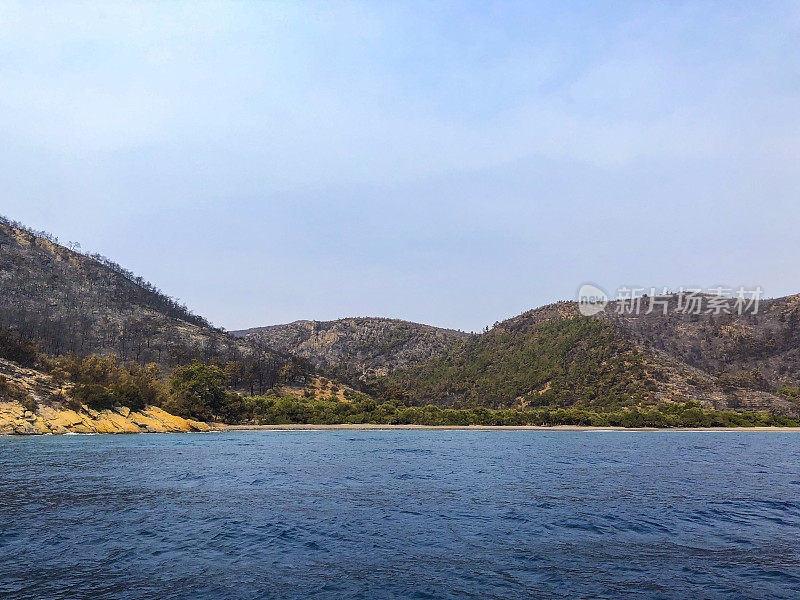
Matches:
[223,424,800,432]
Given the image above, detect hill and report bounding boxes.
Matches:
[1,215,226,362]
[233,317,470,384]
[603,294,800,388]
[374,302,658,409]
[320,300,800,417]
[0,216,305,394]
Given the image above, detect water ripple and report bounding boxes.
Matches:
[1,431,800,599]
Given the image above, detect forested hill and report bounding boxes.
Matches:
[232,317,470,383]
[273,300,800,417]
[0,216,301,391]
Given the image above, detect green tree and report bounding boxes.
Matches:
[165,362,228,420]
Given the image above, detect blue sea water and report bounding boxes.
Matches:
[1,431,800,600]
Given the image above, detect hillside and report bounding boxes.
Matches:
[376,303,653,409]
[234,295,800,417]
[1,216,228,363]
[233,317,470,385]
[0,358,212,434]
[603,294,800,387]
[0,216,305,394]
[340,300,800,416]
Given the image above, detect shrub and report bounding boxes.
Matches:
[204,392,800,428]
[72,383,114,411]
[0,374,36,410]
[48,353,167,412]
[20,393,37,412]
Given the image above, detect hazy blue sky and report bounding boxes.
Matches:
[2,1,799,331]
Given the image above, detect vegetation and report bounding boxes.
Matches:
[0,346,795,428]
[0,327,39,368]
[211,393,800,428]
[48,353,167,411]
[376,316,656,409]
[164,362,233,421]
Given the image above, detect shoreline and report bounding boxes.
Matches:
[223,424,800,432]
[4,424,800,436]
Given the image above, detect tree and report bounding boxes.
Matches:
[166,362,228,421]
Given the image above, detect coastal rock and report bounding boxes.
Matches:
[46,409,87,429]
[0,401,214,435]
[13,421,42,435]
[187,419,212,432]
[127,411,161,432]
[97,411,142,433]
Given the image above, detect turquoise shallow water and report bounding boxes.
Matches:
[1,430,800,599]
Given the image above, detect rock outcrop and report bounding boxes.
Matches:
[0,401,213,435]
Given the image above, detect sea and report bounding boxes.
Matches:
[1,430,799,599]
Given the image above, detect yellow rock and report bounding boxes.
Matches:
[31,416,52,434]
[13,421,42,434]
[89,417,120,434]
[127,411,163,432]
[69,424,94,434]
[47,409,86,429]
[0,403,25,434]
[0,399,211,435]
[142,407,194,432]
[99,411,142,433]
[187,419,212,432]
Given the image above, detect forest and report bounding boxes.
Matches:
[5,338,795,428]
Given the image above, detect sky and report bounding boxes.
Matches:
[2,1,799,332]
